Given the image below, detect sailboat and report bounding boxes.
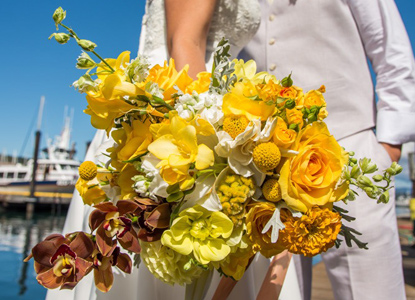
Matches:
[0,99,80,207]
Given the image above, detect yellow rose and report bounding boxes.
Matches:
[278,122,349,212]
[223,81,276,121]
[256,80,283,102]
[299,90,326,109]
[272,117,297,149]
[246,202,285,258]
[286,108,304,130]
[279,86,303,100]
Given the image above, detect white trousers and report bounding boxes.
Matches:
[294,129,406,300]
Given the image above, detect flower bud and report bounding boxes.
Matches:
[76,52,96,69]
[49,33,70,44]
[390,162,403,175]
[281,73,293,87]
[77,39,97,52]
[359,158,377,174]
[378,190,390,204]
[350,164,360,179]
[357,175,373,187]
[72,74,99,93]
[350,158,357,165]
[372,174,384,182]
[284,99,296,109]
[348,151,355,156]
[52,7,66,29]
[307,113,317,123]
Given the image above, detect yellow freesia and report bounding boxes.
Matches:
[161,205,234,265]
[108,120,152,170]
[148,113,214,190]
[139,59,193,104]
[83,51,145,133]
[75,178,107,206]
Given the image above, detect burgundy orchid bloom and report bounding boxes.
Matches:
[92,245,132,293]
[89,201,141,256]
[24,232,94,290]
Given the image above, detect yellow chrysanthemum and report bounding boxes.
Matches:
[252,142,281,172]
[223,115,250,139]
[279,207,342,257]
[262,179,282,202]
[217,174,255,227]
[78,161,97,181]
[140,241,203,285]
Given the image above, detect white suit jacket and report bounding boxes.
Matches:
[240,0,415,144]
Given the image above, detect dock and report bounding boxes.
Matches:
[311,218,415,300]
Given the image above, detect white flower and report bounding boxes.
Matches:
[198,92,223,126]
[132,175,151,196]
[145,81,164,99]
[125,54,150,83]
[140,153,169,198]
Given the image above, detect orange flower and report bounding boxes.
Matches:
[272,117,297,149]
[279,207,342,257]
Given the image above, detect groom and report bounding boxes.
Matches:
[240,0,415,299]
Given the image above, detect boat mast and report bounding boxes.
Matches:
[29,96,45,199]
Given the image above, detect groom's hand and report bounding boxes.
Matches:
[380,143,402,162]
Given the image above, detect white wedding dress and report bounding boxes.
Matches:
[46,1,301,299]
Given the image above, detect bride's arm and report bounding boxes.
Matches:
[165,0,217,78]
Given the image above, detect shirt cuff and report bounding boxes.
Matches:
[376,110,415,144]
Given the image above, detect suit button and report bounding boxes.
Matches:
[269,14,275,21]
[269,64,277,71]
[269,38,276,45]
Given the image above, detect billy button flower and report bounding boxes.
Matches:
[89,201,141,256]
[262,178,282,202]
[222,114,250,139]
[252,142,281,173]
[78,161,98,181]
[24,232,94,290]
[216,173,255,227]
[91,246,132,292]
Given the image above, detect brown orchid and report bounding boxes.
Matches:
[89,201,141,256]
[134,197,171,242]
[92,245,132,292]
[24,232,94,290]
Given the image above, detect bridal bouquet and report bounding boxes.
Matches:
[25,8,402,293]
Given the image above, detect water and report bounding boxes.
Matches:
[0,211,66,300]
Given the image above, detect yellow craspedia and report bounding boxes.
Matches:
[223,115,250,139]
[252,142,281,171]
[78,161,97,181]
[262,179,282,202]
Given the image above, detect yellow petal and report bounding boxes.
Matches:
[161,231,193,255]
[195,144,214,170]
[148,135,181,160]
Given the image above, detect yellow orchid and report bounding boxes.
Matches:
[147,112,215,190]
[161,205,234,265]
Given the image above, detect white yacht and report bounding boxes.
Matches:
[0,112,80,200]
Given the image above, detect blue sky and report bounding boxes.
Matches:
[0,0,414,189]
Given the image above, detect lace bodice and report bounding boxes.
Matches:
[138,0,261,66]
